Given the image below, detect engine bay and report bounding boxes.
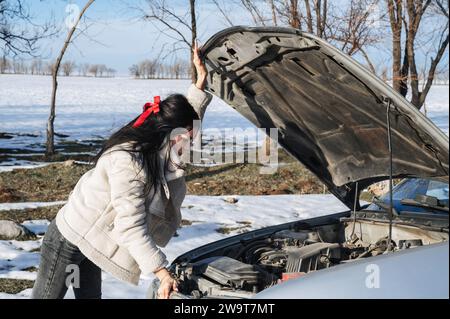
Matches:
[167,218,448,299]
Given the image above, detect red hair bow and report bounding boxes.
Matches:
[133,96,161,128]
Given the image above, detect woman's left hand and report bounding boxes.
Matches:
[193,40,207,90]
[155,268,178,299]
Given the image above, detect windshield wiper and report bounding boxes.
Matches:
[400,198,449,213]
[371,198,399,216]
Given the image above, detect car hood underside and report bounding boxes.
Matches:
[201,26,449,209]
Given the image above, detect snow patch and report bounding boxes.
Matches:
[0,194,347,299]
[0,201,66,211]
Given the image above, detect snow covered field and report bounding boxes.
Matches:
[0,75,448,298]
[0,75,448,165]
[0,194,347,299]
[0,75,261,163]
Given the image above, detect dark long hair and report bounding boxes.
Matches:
[93,94,199,197]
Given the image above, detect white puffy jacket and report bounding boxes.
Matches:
[55,84,212,285]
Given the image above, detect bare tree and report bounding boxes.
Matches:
[97,64,107,77]
[189,0,197,82]
[129,59,189,79]
[88,63,99,77]
[106,67,116,77]
[273,0,330,34]
[138,59,153,78]
[268,0,278,25]
[239,0,269,25]
[173,62,181,79]
[129,64,140,78]
[61,60,76,76]
[387,0,448,109]
[11,58,27,73]
[288,0,301,28]
[0,0,56,57]
[210,0,381,73]
[211,0,235,26]
[330,0,381,73]
[303,0,313,31]
[44,60,54,75]
[30,58,43,75]
[78,62,90,76]
[273,0,381,72]
[406,0,448,109]
[209,1,277,28]
[46,0,95,156]
[137,0,198,82]
[387,0,407,95]
[172,59,189,79]
[0,54,10,73]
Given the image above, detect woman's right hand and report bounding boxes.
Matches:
[154,267,178,299]
[193,40,207,90]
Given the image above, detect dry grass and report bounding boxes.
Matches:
[0,278,35,295]
[0,149,326,205]
[0,205,63,224]
[0,163,91,203]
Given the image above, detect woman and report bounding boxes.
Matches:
[31,43,212,299]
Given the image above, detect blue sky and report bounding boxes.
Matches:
[26,0,242,74]
[19,0,449,76]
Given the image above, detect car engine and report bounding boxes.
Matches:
[166,221,448,299]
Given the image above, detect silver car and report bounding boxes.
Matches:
[150,27,449,299]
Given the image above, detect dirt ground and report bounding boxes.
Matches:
[0,146,329,226]
[0,147,326,202]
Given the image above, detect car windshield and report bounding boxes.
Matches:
[366,178,449,214]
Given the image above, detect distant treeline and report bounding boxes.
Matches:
[129,59,190,79]
[0,57,117,77]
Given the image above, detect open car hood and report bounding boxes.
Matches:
[201,27,449,209]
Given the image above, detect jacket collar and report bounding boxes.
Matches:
[113,140,186,200]
[158,138,186,199]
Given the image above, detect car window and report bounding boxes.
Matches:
[366,178,449,214]
[426,180,449,202]
[390,179,429,201]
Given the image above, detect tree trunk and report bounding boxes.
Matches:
[190,0,197,83]
[0,54,6,73]
[321,0,327,39]
[387,0,446,110]
[46,0,95,156]
[419,33,449,108]
[387,0,403,93]
[304,0,313,33]
[399,28,409,97]
[360,48,376,74]
[315,0,322,37]
[268,0,277,26]
[406,0,420,107]
[289,0,300,29]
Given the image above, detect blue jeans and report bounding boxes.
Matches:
[31,219,102,299]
